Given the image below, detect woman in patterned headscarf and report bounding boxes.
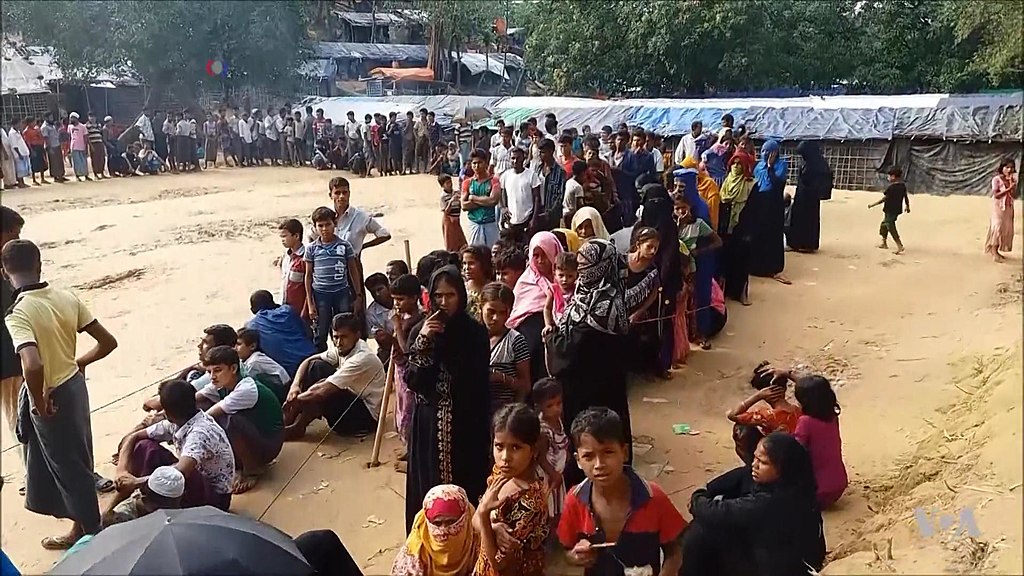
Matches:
[546,239,632,486]
[404,266,491,532]
[392,484,478,576]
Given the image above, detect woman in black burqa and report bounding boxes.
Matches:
[748,139,791,283]
[403,265,491,532]
[681,432,826,576]
[546,239,632,487]
[787,141,833,253]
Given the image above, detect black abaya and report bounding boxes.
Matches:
[747,175,787,278]
[515,312,548,383]
[404,270,491,532]
[546,325,631,487]
[787,142,832,253]
[718,202,751,303]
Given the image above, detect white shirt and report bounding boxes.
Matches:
[146,411,234,495]
[8,128,28,156]
[563,178,585,217]
[306,206,390,255]
[199,376,260,414]
[489,143,514,177]
[244,351,290,389]
[264,116,278,140]
[599,140,613,163]
[317,340,386,418]
[501,167,543,225]
[275,115,286,135]
[651,147,664,172]
[674,134,697,165]
[134,115,154,141]
[490,132,503,148]
[345,120,361,140]
[238,117,252,143]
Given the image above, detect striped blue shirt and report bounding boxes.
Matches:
[303,237,355,293]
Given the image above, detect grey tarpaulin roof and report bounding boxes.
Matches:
[454,52,524,78]
[332,11,407,27]
[2,50,49,94]
[297,58,337,79]
[2,43,139,93]
[317,42,428,62]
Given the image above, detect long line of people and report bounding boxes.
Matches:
[1,105,847,575]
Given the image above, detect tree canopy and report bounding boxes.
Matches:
[514,0,1022,96]
[2,0,311,104]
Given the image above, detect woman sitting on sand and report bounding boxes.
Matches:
[681,432,826,576]
[392,484,478,576]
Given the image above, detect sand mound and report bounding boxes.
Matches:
[824,346,1023,575]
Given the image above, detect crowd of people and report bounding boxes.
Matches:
[3,102,1015,575]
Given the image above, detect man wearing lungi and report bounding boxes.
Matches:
[2,239,119,550]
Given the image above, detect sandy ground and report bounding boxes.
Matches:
[0,167,1021,575]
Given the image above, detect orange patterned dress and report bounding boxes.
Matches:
[733,404,802,435]
[472,475,549,576]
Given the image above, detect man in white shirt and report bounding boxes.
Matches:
[306,176,391,256]
[344,111,362,159]
[252,110,265,165]
[275,108,288,164]
[283,313,385,439]
[500,147,542,244]
[134,109,154,147]
[490,119,505,148]
[674,120,703,166]
[263,108,279,166]
[238,110,253,166]
[489,127,515,178]
[646,130,665,172]
[599,125,614,162]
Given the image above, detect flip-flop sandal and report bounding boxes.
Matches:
[18,485,26,496]
[94,474,115,493]
[231,475,259,494]
[41,535,78,550]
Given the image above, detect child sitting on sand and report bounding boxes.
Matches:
[726,360,802,438]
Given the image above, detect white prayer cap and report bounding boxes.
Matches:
[69,112,80,119]
[103,115,113,122]
[147,466,185,498]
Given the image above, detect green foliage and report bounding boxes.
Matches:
[2,0,312,97]
[514,0,1021,95]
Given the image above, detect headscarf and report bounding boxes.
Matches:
[731,148,755,179]
[551,228,582,252]
[682,157,720,230]
[672,168,710,224]
[638,184,682,299]
[720,162,754,233]
[507,232,562,328]
[571,206,611,241]
[673,167,715,336]
[558,239,628,335]
[796,141,834,200]
[415,265,471,362]
[754,139,788,193]
[401,484,478,576]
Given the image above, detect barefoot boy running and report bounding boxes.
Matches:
[869,167,910,254]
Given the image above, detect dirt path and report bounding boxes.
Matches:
[0,168,1020,574]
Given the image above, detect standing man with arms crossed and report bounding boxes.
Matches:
[3,239,118,549]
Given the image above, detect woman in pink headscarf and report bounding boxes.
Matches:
[506,232,563,382]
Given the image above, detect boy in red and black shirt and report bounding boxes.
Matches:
[558,407,685,576]
[276,219,308,321]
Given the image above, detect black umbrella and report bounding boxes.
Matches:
[49,506,313,575]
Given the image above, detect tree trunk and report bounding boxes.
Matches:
[370,0,377,43]
[477,46,489,92]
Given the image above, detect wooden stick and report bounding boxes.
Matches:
[404,239,412,270]
[369,357,396,467]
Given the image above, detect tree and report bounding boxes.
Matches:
[395,0,506,81]
[2,0,312,108]
[511,0,1013,96]
[943,0,1023,88]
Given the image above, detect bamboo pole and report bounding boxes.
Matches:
[368,356,395,467]
[368,239,412,468]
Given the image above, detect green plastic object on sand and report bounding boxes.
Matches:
[672,423,690,435]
